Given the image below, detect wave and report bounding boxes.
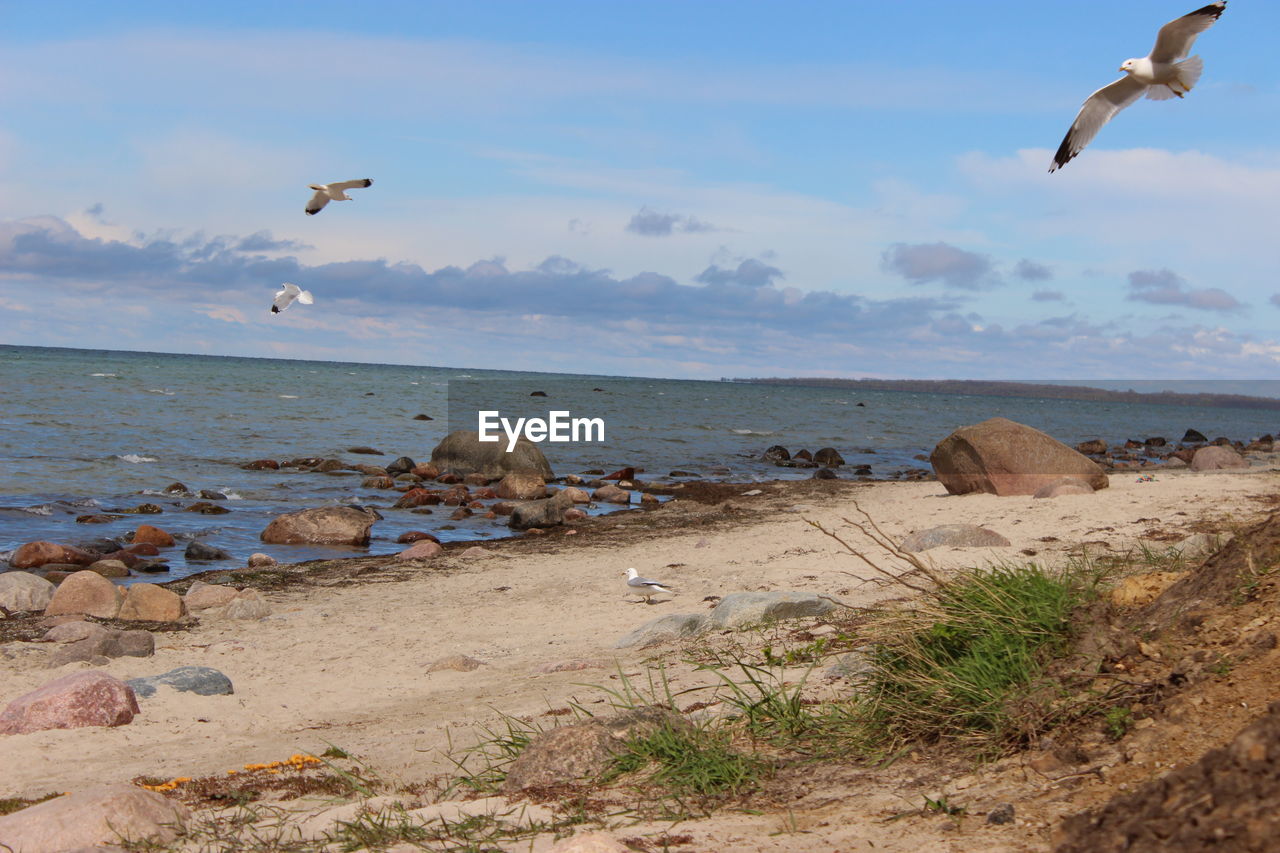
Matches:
[117,454,157,463]
[279,395,300,399]
[730,429,776,436]
[146,389,176,396]
[89,372,118,378]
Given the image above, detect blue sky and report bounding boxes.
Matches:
[3,1,1279,379]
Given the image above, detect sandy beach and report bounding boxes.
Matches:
[3,458,1279,850]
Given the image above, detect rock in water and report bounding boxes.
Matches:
[127,666,234,698]
[0,671,140,734]
[9,541,97,569]
[509,490,576,531]
[814,447,845,466]
[260,506,381,545]
[0,784,188,850]
[430,430,554,480]
[132,523,175,548]
[494,472,548,500]
[930,417,1108,496]
[591,484,631,504]
[185,540,232,561]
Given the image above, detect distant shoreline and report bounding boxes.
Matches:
[730,378,1280,412]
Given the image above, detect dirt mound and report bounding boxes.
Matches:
[1140,511,1280,631]
[1055,700,1280,852]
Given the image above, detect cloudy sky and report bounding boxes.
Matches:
[3,0,1280,380]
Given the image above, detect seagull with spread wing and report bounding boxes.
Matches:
[305,178,374,215]
[1050,2,1226,173]
[625,567,674,604]
[271,283,313,314]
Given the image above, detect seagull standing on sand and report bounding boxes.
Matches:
[1050,1,1226,172]
[625,567,674,604]
[304,178,374,215]
[271,283,313,314]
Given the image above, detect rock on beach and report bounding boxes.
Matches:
[127,666,234,698]
[930,417,1109,496]
[899,524,1012,552]
[260,506,381,545]
[43,570,124,619]
[0,784,188,851]
[0,571,56,612]
[0,671,140,734]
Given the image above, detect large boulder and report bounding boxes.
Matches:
[430,430,554,480]
[0,571,56,612]
[930,417,1109,496]
[260,506,381,545]
[0,671,140,734]
[43,570,124,619]
[0,784,187,851]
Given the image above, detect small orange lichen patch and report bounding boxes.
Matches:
[133,755,341,808]
[139,776,192,792]
[242,754,322,773]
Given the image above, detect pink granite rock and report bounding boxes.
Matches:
[43,570,124,619]
[183,580,239,611]
[10,541,97,569]
[118,583,185,622]
[0,671,140,734]
[398,540,443,560]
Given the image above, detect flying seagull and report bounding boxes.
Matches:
[305,178,374,215]
[1050,1,1226,172]
[625,567,674,604]
[271,283,313,314]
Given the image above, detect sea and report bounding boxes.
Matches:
[3,344,1279,583]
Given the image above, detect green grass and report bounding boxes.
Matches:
[852,562,1092,752]
[607,721,767,801]
[1103,706,1133,741]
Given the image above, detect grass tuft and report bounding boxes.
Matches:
[852,561,1094,752]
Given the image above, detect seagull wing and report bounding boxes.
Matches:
[1150,1,1226,64]
[1049,76,1148,172]
[271,285,295,313]
[327,178,373,192]
[628,575,671,591]
[305,189,330,215]
[295,288,314,305]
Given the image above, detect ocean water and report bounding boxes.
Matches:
[2,344,1278,582]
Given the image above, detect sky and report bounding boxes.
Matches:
[3,0,1280,380]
